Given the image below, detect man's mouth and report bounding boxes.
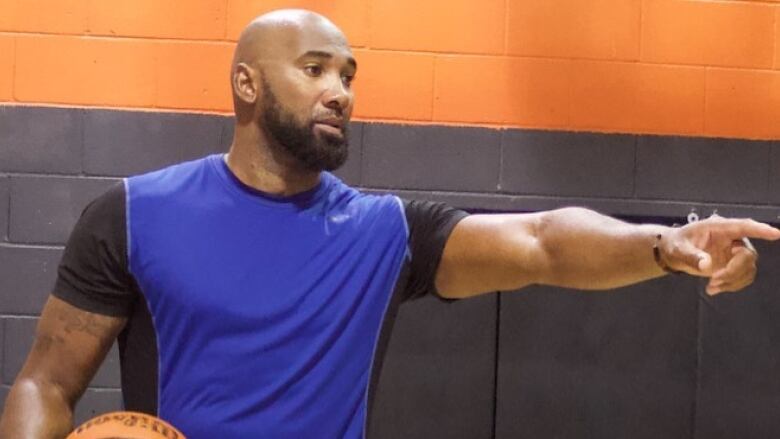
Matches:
[313,118,345,138]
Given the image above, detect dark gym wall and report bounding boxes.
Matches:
[1,107,780,437]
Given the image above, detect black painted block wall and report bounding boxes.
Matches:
[496,276,700,438]
[1,106,780,436]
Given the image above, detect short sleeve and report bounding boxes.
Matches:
[52,181,138,316]
[402,199,469,300]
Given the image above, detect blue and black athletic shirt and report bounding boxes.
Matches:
[52,154,468,438]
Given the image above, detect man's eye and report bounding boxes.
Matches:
[342,74,355,86]
[304,65,323,76]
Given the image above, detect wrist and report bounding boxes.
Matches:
[653,231,681,274]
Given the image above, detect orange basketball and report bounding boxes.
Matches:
[66,411,186,439]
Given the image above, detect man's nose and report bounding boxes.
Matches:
[322,77,351,112]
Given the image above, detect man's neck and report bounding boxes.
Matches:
[225,124,321,197]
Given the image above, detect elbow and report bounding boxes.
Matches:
[532,207,587,285]
[534,207,584,242]
[0,377,76,437]
[12,375,77,411]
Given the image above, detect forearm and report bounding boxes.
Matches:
[438,206,777,298]
[0,378,75,439]
[535,207,668,290]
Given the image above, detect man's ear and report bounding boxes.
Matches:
[233,62,259,105]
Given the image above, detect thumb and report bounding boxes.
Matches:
[671,240,712,274]
[696,252,713,273]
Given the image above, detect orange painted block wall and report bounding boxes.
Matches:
[0,0,777,140]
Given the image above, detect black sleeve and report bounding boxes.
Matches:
[52,181,137,316]
[402,199,469,301]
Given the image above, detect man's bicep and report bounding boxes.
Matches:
[19,296,126,403]
[435,213,551,299]
[53,181,137,316]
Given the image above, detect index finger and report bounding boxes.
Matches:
[704,218,780,241]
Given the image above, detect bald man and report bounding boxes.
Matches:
[2,9,779,439]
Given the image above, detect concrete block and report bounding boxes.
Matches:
[3,317,37,385]
[501,130,635,197]
[636,136,770,203]
[0,176,8,242]
[83,109,226,176]
[363,124,501,192]
[0,245,62,315]
[9,176,118,245]
[767,142,780,204]
[0,106,82,174]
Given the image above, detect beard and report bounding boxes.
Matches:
[260,80,349,172]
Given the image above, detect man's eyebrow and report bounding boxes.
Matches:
[298,50,357,70]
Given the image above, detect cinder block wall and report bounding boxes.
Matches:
[1,0,780,435]
[0,0,779,139]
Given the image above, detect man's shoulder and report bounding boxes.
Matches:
[122,155,224,208]
[81,180,126,223]
[333,181,403,214]
[128,155,215,189]
[322,174,408,229]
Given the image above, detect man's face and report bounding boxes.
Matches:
[260,76,349,172]
[256,32,357,172]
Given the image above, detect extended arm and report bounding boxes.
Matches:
[435,207,780,299]
[0,296,126,439]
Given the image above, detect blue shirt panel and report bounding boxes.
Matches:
[126,155,409,438]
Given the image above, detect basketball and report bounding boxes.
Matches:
[66,411,185,439]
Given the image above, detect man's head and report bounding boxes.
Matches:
[231,9,356,172]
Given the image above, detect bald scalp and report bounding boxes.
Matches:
[232,9,347,77]
[230,9,349,118]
